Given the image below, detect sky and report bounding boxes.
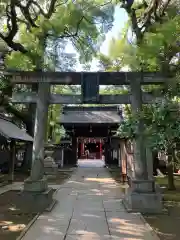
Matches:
[65,6,128,71]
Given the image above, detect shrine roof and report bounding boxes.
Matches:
[0,117,33,142]
[60,106,122,124]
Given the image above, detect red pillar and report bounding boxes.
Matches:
[100,139,102,160]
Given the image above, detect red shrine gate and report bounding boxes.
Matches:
[78,137,104,160]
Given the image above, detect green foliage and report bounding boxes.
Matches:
[144,101,180,152]
[47,84,81,143]
[117,99,180,154]
[99,2,180,156]
[117,115,137,139]
[45,39,77,71]
[6,52,36,70]
[101,2,180,72]
[101,85,129,95]
[1,0,115,143]
[54,125,66,144]
[97,20,133,71]
[47,101,66,144]
[5,0,114,69]
[98,53,115,71]
[137,15,180,71]
[0,39,8,52]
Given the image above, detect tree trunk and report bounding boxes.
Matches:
[167,150,176,190]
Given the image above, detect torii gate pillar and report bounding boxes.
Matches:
[123,77,162,213]
[24,82,50,192]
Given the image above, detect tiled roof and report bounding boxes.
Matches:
[0,117,33,141]
[60,110,122,124]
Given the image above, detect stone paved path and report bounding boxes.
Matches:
[78,159,105,168]
[22,162,159,240]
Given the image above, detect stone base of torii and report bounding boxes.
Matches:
[120,140,162,213]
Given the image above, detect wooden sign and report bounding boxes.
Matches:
[81,73,99,103]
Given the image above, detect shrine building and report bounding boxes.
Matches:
[59,105,123,166]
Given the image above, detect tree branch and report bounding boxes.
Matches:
[0,1,28,53]
[31,0,63,19]
[0,1,85,53]
[15,0,38,28]
[0,92,30,126]
[121,1,143,42]
[122,0,172,43]
[47,16,85,39]
[160,0,172,16]
[0,32,28,53]
[130,9,142,42]
[8,1,18,41]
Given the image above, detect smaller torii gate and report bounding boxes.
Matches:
[9,71,167,213]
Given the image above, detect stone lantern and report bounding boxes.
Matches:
[44,150,58,175]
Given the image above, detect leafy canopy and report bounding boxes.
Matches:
[2,0,114,69]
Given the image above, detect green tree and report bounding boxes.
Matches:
[0,0,115,127]
[0,1,114,58]
[0,0,115,169]
[144,100,180,190]
[103,1,180,189]
[117,98,180,190]
[108,1,180,74]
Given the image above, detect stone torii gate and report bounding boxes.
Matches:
[10,71,167,213]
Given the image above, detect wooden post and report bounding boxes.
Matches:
[118,144,121,168]
[99,139,102,159]
[80,139,84,159]
[61,148,64,168]
[120,140,127,183]
[9,140,16,183]
[72,137,77,165]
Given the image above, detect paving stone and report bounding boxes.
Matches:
[69,218,109,235]
[22,218,67,240]
[103,199,125,212]
[72,210,106,219]
[65,233,111,240]
[49,208,73,218]
[38,214,71,225]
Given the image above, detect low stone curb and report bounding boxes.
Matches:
[15,188,58,239]
[138,213,160,240]
[121,199,160,239]
[45,199,57,212]
[122,199,133,212]
[45,187,59,212]
[16,190,58,240]
[16,214,39,240]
